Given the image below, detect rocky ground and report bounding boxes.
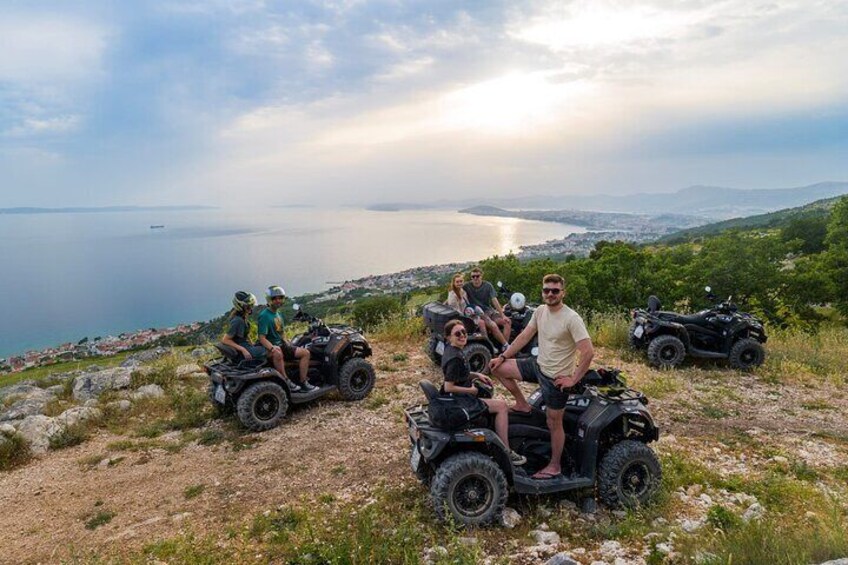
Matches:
[1,336,847,564]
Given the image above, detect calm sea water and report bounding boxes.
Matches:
[0,208,581,357]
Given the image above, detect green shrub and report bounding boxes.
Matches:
[84,510,116,530]
[131,354,179,389]
[0,433,31,471]
[184,484,205,499]
[49,422,90,450]
[588,311,632,349]
[706,504,741,531]
[372,314,424,343]
[352,296,403,330]
[168,386,211,430]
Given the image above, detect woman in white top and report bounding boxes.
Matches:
[446,273,488,337]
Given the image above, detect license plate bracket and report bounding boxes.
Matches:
[633,324,644,339]
[214,384,226,404]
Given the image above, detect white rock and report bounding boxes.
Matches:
[601,540,624,559]
[0,423,16,436]
[107,400,132,412]
[742,502,764,522]
[72,367,133,401]
[590,561,608,565]
[176,363,200,378]
[770,455,789,465]
[84,399,99,408]
[529,529,561,545]
[501,507,522,528]
[656,542,673,554]
[546,553,581,565]
[699,493,713,506]
[132,384,165,400]
[56,406,101,428]
[0,397,50,421]
[16,415,62,454]
[818,559,848,565]
[680,518,704,533]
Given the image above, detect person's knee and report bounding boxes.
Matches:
[271,349,283,361]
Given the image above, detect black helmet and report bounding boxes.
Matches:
[232,291,257,311]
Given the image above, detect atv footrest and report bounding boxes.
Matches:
[289,384,334,404]
[512,469,594,495]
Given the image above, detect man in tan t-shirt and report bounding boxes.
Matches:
[490,273,594,479]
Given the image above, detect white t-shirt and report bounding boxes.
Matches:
[527,304,591,378]
[446,290,469,313]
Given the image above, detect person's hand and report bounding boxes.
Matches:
[480,375,494,386]
[553,374,572,390]
[242,349,253,360]
[489,356,504,371]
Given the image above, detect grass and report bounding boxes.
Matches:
[636,373,684,399]
[0,433,31,471]
[365,392,389,410]
[184,484,205,499]
[588,311,632,349]
[49,422,92,450]
[84,510,116,530]
[760,325,848,386]
[134,486,480,565]
[0,351,136,388]
[371,315,425,343]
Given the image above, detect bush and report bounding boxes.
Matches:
[372,315,424,343]
[168,386,212,430]
[0,433,31,471]
[49,423,91,450]
[352,296,403,330]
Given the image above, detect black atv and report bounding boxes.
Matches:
[423,281,537,374]
[204,304,376,431]
[629,287,767,371]
[405,368,661,526]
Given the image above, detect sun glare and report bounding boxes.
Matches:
[438,72,587,134]
[513,4,701,51]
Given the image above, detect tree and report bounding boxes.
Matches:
[781,214,828,254]
[825,197,848,317]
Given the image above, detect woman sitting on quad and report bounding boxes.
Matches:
[446,273,489,338]
[221,291,266,362]
[441,320,526,466]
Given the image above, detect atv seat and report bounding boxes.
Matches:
[214,343,266,369]
[660,312,710,325]
[419,380,440,403]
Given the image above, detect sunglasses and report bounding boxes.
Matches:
[542,288,562,295]
[471,275,482,279]
[452,329,468,337]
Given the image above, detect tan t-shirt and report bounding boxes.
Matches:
[527,304,591,379]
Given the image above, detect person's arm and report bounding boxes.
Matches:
[491,296,504,316]
[258,334,276,352]
[489,323,536,370]
[222,333,252,360]
[555,338,594,388]
[444,380,478,395]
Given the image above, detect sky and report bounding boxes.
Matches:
[1,0,847,207]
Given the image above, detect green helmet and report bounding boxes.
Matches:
[232,291,257,311]
[266,285,287,303]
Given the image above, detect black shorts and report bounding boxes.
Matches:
[279,341,298,360]
[517,357,569,410]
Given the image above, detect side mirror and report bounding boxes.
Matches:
[704,286,712,293]
[292,303,301,311]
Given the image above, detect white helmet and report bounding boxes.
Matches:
[510,292,526,310]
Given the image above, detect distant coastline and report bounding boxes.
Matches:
[0,205,217,215]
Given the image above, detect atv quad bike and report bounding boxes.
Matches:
[423,281,538,374]
[405,368,661,526]
[630,287,767,371]
[204,304,376,431]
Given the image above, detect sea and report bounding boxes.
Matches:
[0,207,583,357]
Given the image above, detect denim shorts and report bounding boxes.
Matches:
[517,357,569,410]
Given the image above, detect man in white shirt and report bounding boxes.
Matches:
[490,273,594,480]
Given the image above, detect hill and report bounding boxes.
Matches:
[1,325,848,563]
[657,195,842,244]
[369,181,848,219]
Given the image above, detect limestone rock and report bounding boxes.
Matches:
[529,529,561,546]
[501,507,522,528]
[742,502,764,522]
[16,415,62,454]
[55,406,102,428]
[107,400,132,412]
[818,559,848,565]
[0,423,17,436]
[176,363,200,378]
[601,540,624,560]
[72,367,133,401]
[0,397,51,421]
[132,384,165,400]
[680,518,704,533]
[546,553,581,565]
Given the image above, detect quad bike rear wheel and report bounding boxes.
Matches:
[338,357,376,400]
[430,452,507,526]
[598,440,662,509]
[236,381,289,431]
[647,334,686,369]
[728,338,765,371]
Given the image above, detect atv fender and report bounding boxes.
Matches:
[647,320,690,347]
[424,428,515,485]
[211,367,294,398]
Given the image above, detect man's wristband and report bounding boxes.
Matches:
[498,354,507,361]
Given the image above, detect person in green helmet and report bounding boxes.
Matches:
[257,285,315,393]
[221,291,266,362]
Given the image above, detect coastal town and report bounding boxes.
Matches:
[0,323,201,375]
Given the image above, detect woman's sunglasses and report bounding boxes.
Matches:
[452,329,467,337]
[542,287,562,295]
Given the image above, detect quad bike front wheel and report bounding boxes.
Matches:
[647,334,686,369]
[598,440,662,509]
[728,338,765,371]
[338,357,376,400]
[464,343,492,375]
[430,452,507,527]
[236,381,289,431]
